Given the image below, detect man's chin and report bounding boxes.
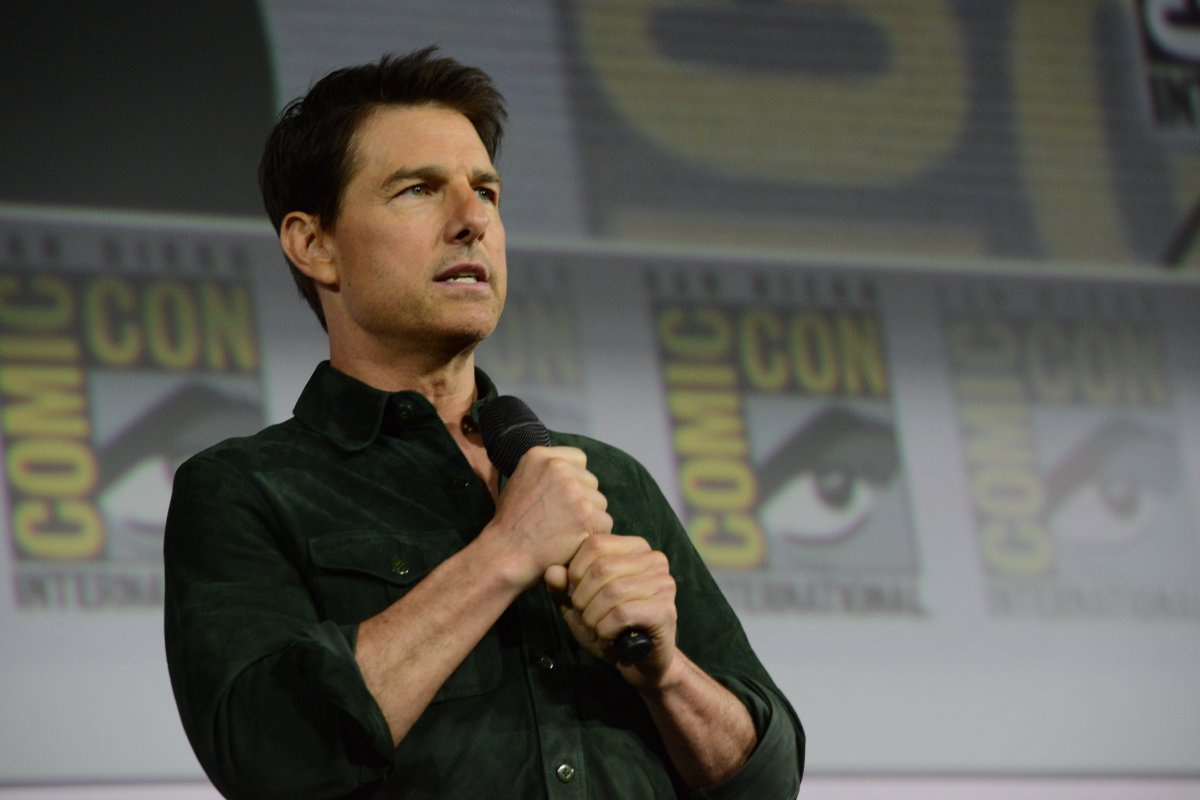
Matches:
[428,324,497,359]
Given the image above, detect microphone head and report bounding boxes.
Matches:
[477,395,551,477]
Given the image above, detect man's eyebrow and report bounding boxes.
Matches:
[379,166,442,193]
[471,168,503,188]
[379,166,502,193]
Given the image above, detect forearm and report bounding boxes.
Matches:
[636,651,757,790]
[355,526,527,745]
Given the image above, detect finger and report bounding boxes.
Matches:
[543,564,569,595]
[519,445,589,474]
[567,534,650,594]
[515,451,601,503]
[590,508,614,536]
[546,445,588,469]
[572,549,669,622]
[590,585,677,645]
[556,486,610,540]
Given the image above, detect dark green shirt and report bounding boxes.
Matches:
[164,362,804,799]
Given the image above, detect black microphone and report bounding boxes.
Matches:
[478,395,652,664]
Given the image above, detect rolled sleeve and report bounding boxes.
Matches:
[691,675,805,800]
[164,454,393,799]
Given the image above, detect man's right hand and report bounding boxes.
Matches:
[483,445,612,589]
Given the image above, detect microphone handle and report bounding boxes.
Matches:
[613,627,653,664]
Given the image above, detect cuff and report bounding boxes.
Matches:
[689,675,804,800]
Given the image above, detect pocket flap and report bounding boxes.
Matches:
[309,530,450,587]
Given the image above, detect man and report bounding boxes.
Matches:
[164,47,804,799]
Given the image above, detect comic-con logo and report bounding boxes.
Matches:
[946,307,1200,620]
[655,288,921,616]
[0,272,264,609]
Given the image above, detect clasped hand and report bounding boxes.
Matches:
[488,446,678,678]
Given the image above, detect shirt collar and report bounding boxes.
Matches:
[292,361,499,451]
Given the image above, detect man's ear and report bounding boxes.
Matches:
[279,211,338,286]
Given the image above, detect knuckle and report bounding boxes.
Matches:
[591,583,615,608]
[594,511,614,534]
[590,557,617,581]
[571,495,590,516]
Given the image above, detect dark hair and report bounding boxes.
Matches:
[258,46,507,329]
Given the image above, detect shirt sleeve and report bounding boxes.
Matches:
[624,453,807,799]
[691,676,805,800]
[163,451,394,800]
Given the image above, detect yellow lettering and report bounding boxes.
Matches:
[145,282,200,370]
[972,466,1045,519]
[955,374,1025,402]
[679,459,756,512]
[0,335,77,362]
[670,391,746,457]
[789,313,838,394]
[659,304,762,570]
[960,403,1033,465]
[0,275,73,330]
[664,362,737,388]
[13,500,103,559]
[0,366,88,437]
[658,308,733,359]
[200,283,259,371]
[7,439,97,496]
[1025,322,1073,403]
[83,279,141,366]
[837,313,887,396]
[579,0,966,186]
[739,310,788,392]
[947,319,1019,371]
[1074,322,1121,404]
[981,518,1053,575]
[689,513,765,569]
[1013,0,1127,260]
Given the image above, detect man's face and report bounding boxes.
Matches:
[322,104,506,357]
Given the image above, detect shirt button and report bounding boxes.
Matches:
[536,654,555,671]
[555,763,575,783]
[396,402,413,420]
[391,558,410,577]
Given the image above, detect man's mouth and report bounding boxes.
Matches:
[434,264,488,284]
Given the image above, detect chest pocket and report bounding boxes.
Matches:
[308,530,501,702]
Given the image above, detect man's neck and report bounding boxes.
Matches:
[329,344,480,429]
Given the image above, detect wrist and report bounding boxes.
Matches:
[632,648,689,698]
[472,521,539,593]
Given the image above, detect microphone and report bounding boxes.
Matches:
[478,395,652,664]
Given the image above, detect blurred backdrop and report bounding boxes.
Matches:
[1,1,1198,798]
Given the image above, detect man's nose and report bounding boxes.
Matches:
[446,186,491,244]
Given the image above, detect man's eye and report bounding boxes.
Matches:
[476,187,498,204]
[400,184,429,197]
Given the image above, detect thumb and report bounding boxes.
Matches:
[544,564,569,597]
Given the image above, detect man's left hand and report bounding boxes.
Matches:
[544,533,678,684]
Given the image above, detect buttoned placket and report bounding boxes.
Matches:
[516,586,587,798]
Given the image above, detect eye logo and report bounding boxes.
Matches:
[1044,417,1177,548]
[756,406,898,546]
[1142,0,1200,63]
